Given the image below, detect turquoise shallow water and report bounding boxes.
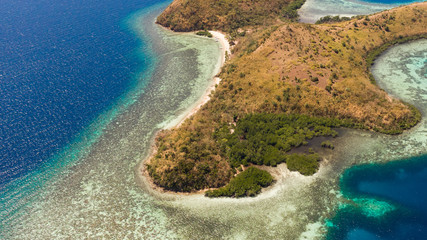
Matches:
[326,39,427,240]
[298,0,424,23]
[1,2,223,238]
[0,0,162,186]
[1,0,164,235]
[327,155,427,239]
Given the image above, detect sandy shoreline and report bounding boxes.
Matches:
[136,28,330,199]
[137,29,231,197]
[172,31,230,129]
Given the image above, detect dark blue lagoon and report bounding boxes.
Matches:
[326,39,427,240]
[327,155,427,240]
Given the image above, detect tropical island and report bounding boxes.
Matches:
[145,0,426,197]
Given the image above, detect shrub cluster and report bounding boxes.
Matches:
[315,15,351,24]
[282,0,306,21]
[205,166,274,198]
[215,114,349,169]
[196,30,213,38]
[321,140,335,149]
[286,153,320,176]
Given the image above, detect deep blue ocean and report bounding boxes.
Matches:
[327,155,427,240]
[0,0,165,187]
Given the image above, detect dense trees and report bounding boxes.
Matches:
[148,3,426,196]
[196,30,213,38]
[211,113,348,179]
[217,114,346,165]
[205,113,349,197]
[205,166,273,197]
[282,0,306,21]
[286,153,320,176]
[315,15,351,24]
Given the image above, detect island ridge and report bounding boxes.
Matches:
[145,1,426,196]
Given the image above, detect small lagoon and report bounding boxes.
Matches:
[327,155,427,239]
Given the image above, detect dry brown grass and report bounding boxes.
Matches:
[156,0,295,32]
[147,3,427,192]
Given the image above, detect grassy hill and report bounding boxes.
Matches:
[147,3,426,193]
[156,0,305,32]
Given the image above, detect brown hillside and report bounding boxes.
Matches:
[147,3,427,192]
[156,0,300,32]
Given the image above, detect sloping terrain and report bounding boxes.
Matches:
[148,3,426,192]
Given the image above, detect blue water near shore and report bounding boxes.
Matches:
[327,155,427,239]
[0,0,172,227]
[325,38,427,240]
[1,0,224,236]
[0,0,164,186]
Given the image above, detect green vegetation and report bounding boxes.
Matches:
[196,30,213,38]
[282,0,307,21]
[215,114,350,169]
[286,153,320,175]
[315,15,351,24]
[148,3,427,195]
[321,140,335,149]
[205,166,273,198]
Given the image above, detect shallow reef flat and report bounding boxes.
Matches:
[326,39,427,239]
[136,3,426,239]
[298,0,419,23]
[149,2,426,195]
[144,40,427,240]
[1,5,223,239]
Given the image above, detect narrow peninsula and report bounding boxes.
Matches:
[144,1,427,197]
